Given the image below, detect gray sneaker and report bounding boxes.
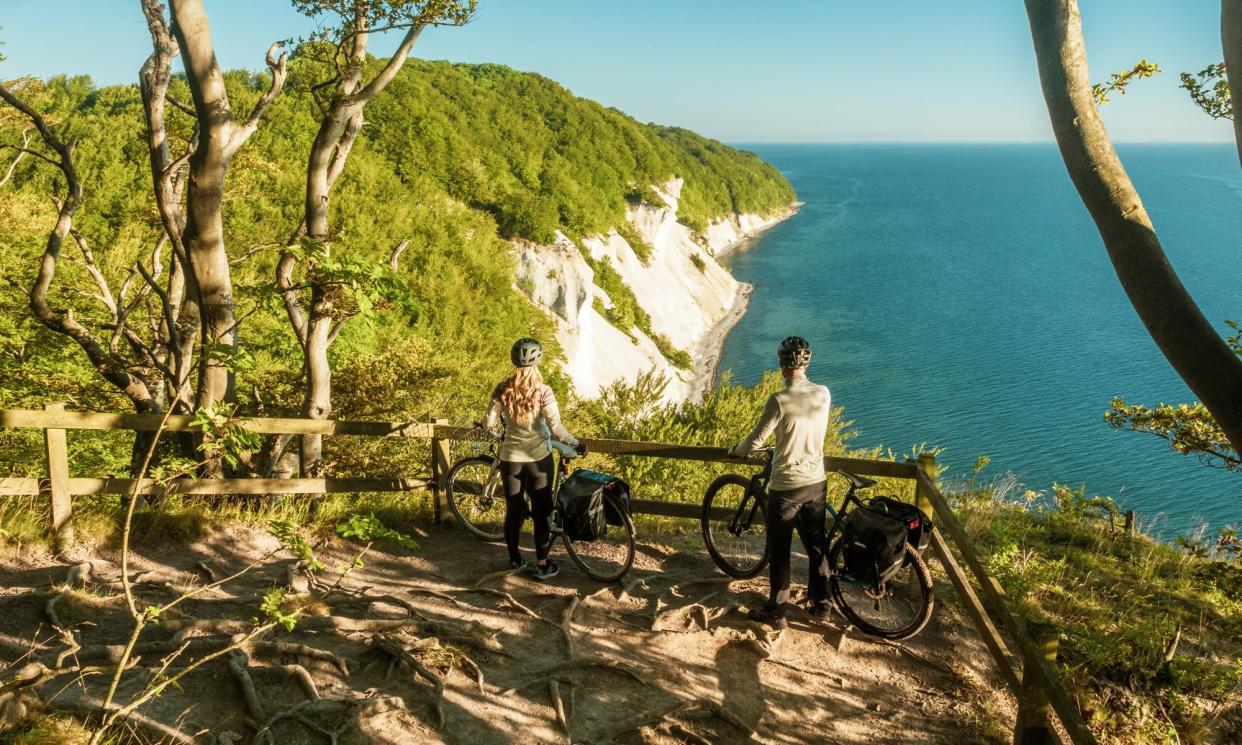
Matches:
[509,558,529,571]
[532,561,560,581]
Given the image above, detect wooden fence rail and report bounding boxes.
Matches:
[0,405,1095,744]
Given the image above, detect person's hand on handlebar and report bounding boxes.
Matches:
[574,441,589,456]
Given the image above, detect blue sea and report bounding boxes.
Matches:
[718,143,1241,538]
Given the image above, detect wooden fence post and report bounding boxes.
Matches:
[429,417,451,524]
[915,452,937,517]
[42,402,74,550]
[1123,510,1135,534]
[1015,623,1059,745]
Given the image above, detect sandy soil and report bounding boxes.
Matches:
[0,524,1014,744]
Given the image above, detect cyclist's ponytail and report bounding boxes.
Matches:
[500,366,544,427]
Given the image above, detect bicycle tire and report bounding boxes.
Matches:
[828,540,934,640]
[701,474,770,579]
[445,455,506,542]
[562,492,635,582]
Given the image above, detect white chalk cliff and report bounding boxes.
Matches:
[513,178,793,403]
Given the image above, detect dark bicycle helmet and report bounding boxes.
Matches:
[777,336,812,369]
[511,337,543,367]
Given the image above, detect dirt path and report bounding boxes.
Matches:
[0,524,1014,744]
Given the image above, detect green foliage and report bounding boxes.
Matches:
[1093,59,1161,104]
[335,511,418,550]
[260,587,299,632]
[613,221,653,264]
[579,248,693,368]
[689,253,707,272]
[364,61,794,241]
[955,475,1242,743]
[1180,63,1232,120]
[653,334,692,370]
[270,519,326,571]
[583,253,650,339]
[190,404,264,470]
[291,0,477,39]
[1107,321,1241,471]
[0,61,787,487]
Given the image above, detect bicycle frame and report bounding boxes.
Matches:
[733,452,874,587]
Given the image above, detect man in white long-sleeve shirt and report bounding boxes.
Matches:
[728,336,832,629]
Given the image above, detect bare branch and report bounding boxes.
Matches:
[349,24,424,105]
[389,238,410,272]
[69,229,118,316]
[230,42,289,153]
[0,127,32,187]
[277,251,309,349]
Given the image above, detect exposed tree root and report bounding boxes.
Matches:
[249,640,349,677]
[870,639,955,677]
[227,649,266,724]
[471,566,523,590]
[297,616,409,633]
[560,593,580,658]
[549,678,571,744]
[502,655,649,695]
[451,587,545,620]
[371,633,446,730]
[595,696,754,743]
[279,663,320,700]
[456,649,488,694]
[45,590,70,630]
[196,561,217,583]
[408,585,469,610]
[666,721,712,745]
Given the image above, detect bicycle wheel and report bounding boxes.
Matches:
[702,474,769,578]
[445,456,506,542]
[562,493,635,582]
[828,540,934,640]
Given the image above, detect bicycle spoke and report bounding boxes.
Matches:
[703,476,768,578]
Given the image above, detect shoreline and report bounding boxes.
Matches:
[687,201,800,401]
[711,201,803,264]
[689,282,752,401]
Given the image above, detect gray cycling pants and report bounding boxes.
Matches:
[765,479,830,609]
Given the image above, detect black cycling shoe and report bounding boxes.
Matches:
[807,600,831,619]
[532,561,560,581]
[747,605,788,630]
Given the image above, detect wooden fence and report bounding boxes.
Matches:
[0,404,1096,744]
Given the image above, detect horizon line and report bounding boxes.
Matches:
[726,139,1237,146]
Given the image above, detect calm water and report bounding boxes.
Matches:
[719,144,1241,537]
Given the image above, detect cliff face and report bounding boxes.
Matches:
[514,178,792,403]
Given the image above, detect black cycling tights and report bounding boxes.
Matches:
[500,456,555,565]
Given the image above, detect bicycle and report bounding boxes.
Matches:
[701,451,935,639]
[444,426,637,582]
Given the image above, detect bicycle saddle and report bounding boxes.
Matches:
[837,470,877,490]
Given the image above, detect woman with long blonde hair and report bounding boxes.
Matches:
[482,338,584,580]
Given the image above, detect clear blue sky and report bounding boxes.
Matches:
[0,0,1233,142]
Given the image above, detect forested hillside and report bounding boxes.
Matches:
[0,58,793,478]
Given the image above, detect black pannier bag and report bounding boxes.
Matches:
[841,502,908,585]
[865,496,933,556]
[556,469,632,542]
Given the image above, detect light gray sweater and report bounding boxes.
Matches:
[730,375,832,491]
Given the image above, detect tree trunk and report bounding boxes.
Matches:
[1224,0,1242,166]
[1024,0,1242,453]
[168,0,239,420]
[285,20,427,477]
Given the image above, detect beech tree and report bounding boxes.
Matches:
[278,0,475,476]
[1023,0,1242,456]
[0,0,285,474]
